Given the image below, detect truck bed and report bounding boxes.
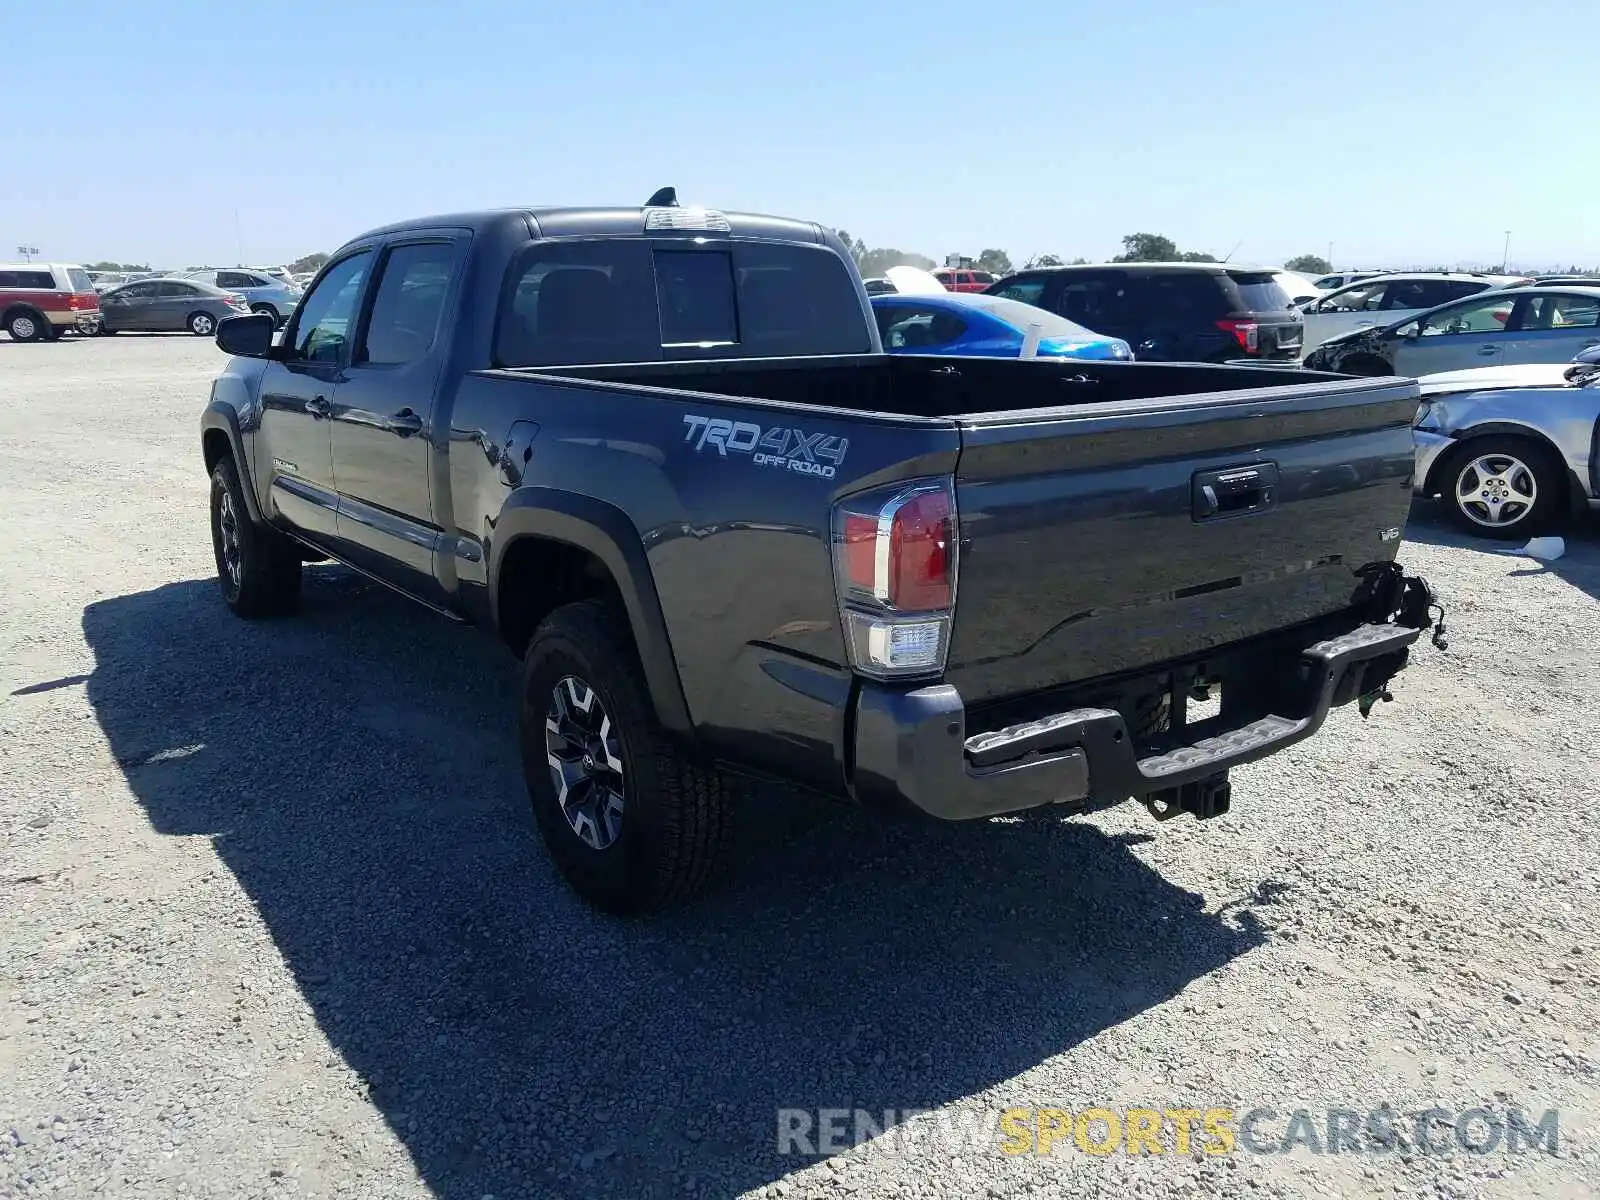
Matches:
[536,353,1357,420]
[490,354,1419,710]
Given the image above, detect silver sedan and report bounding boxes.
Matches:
[98,278,252,336]
[1412,347,1600,538]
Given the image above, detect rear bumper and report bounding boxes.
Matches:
[848,619,1426,821]
[48,310,101,332]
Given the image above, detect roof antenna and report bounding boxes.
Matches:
[645,186,678,208]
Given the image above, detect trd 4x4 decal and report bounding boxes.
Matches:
[681,415,849,480]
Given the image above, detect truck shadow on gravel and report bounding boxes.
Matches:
[1405,500,1600,606]
[80,573,1270,1200]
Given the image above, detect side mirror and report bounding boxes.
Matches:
[216,312,276,358]
[1396,323,1420,340]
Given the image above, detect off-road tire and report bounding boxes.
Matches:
[209,456,302,617]
[520,600,733,914]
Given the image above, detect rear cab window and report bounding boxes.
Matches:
[495,238,871,366]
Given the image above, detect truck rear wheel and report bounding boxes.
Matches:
[520,601,733,914]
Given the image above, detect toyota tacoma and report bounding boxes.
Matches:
[199,190,1443,913]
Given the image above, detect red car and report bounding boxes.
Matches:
[1,262,101,341]
[932,267,996,294]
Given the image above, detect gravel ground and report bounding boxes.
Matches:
[1,333,1597,1200]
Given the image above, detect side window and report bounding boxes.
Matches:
[878,305,966,349]
[216,271,248,288]
[992,276,1046,304]
[1053,275,1123,327]
[1319,281,1387,312]
[358,242,460,366]
[1383,279,1458,310]
[117,283,158,301]
[155,281,199,298]
[1521,294,1600,331]
[1442,280,1488,302]
[290,251,373,363]
[1419,295,1517,336]
[0,271,16,287]
[973,271,995,285]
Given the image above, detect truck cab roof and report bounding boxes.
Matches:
[347,204,829,248]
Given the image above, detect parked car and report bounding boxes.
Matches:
[1274,271,1325,307]
[1311,270,1387,291]
[984,263,1303,363]
[872,291,1132,360]
[0,262,101,341]
[182,268,301,326]
[1511,275,1600,288]
[99,278,251,335]
[1304,286,1600,377]
[1298,273,1530,355]
[199,191,1440,913]
[931,267,996,293]
[1410,344,1600,538]
[86,270,133,291]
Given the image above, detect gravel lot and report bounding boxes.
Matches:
[2,333,1597,1200]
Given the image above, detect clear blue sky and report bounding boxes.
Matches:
[9,0,1596,270]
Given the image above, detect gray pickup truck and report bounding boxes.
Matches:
[199,190,1444,912]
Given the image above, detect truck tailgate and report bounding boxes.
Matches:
[945,378,1420,705]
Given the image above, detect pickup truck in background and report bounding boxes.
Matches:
[199,190,1443,913]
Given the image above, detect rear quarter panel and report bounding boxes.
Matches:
[448,372,961,781]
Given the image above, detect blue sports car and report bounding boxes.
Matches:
[870,291,1133,360]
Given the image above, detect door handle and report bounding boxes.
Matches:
[385,408,424,437]
[304,395,331,418]
[1478,345,1498,356]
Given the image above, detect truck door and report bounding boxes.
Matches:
[326,236,465,603]
[256,249,375,543]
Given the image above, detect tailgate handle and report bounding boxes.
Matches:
[1193,463,1278,521]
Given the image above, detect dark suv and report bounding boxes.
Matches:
[984,263,1303,363]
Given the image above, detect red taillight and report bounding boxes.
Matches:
[887,490,953,610]
[842,513,879,595]
[832,480,958,679]
[1216,318,1260,353]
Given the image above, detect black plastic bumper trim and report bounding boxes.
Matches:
[848,621,1423,821]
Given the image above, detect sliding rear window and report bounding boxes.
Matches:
[495,238,871,367]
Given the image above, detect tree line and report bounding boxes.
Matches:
[831,232,1341,277]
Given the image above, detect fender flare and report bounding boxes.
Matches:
[491,488,693,738]
[200,402,266,524]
